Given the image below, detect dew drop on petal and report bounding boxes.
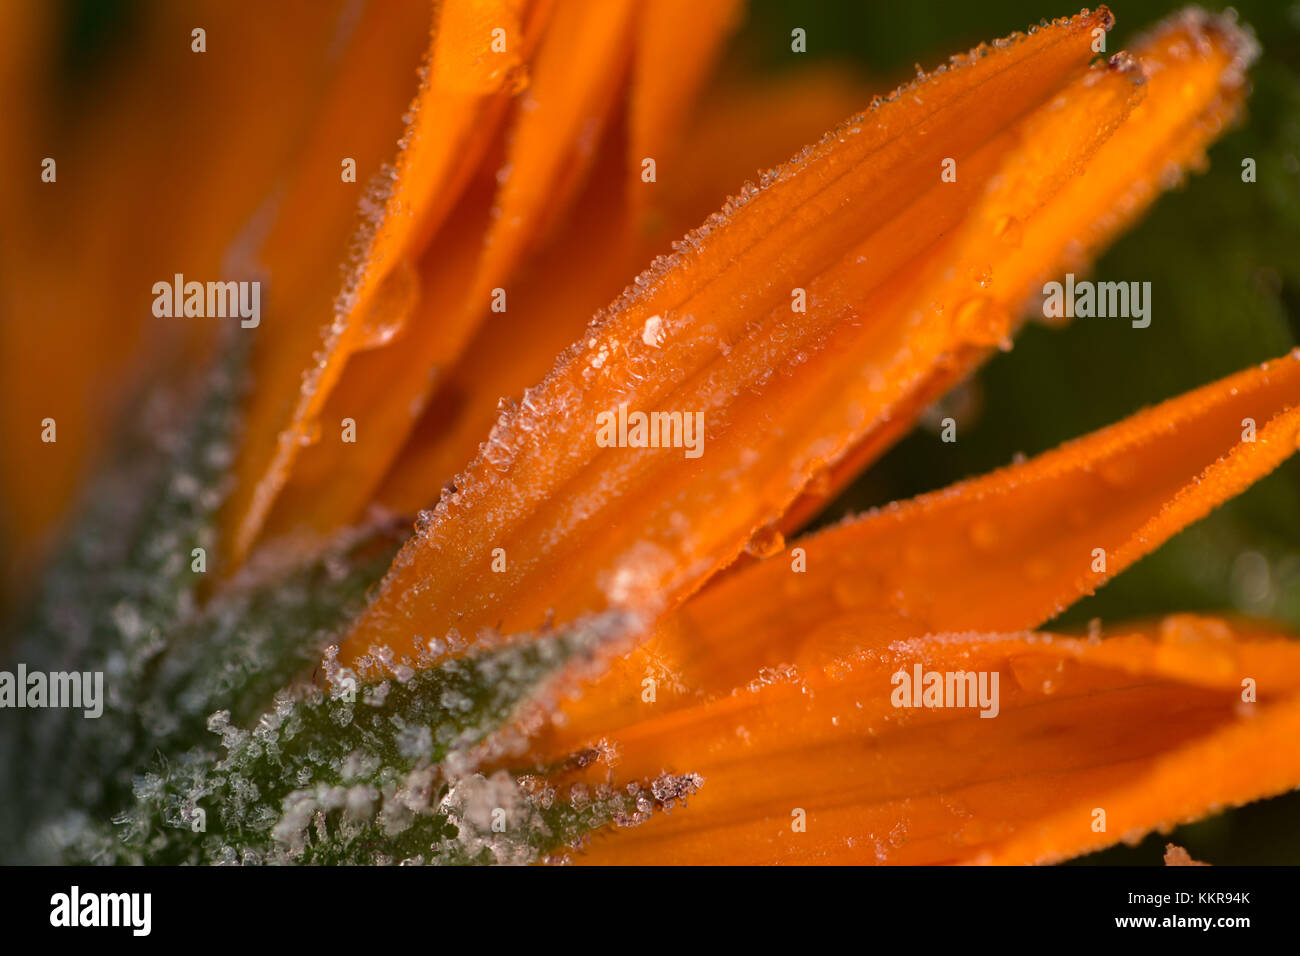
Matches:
[744,524,786,559]
[354,258,420,350]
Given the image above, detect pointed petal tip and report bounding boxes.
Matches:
[1137,5,1261,86]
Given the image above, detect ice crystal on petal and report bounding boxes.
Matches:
[0,341,681,865]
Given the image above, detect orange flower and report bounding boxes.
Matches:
[3,3,1295,867]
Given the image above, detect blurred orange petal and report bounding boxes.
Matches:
[627,0,745,225]
[221,0,548,565]
[0,1,426,595]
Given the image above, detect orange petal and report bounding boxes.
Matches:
[627,0,745,226]
[374,124,641,516]
[777,6,1258,535]
[375,67,877,516]
[558,617,1300,864]
[255,168,500,543]
[476,0,636,298]
[538,350,1300,751]
[246,1,643,549]
[220,0,547,567]
[338,8,1133,670]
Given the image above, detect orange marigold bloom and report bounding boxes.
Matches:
[2,2,1295,871]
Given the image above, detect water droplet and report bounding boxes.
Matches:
[1008,655,1064,695]
[506,64,530,95]
[354,258,420,350]
[992,215,1023,248]
[744,524,785,559]
[805,469,833,498]
[950,297,1013,348]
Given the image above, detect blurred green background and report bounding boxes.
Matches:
[734,0,1300,864]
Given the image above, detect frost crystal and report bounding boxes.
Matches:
[0,341,700,865]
